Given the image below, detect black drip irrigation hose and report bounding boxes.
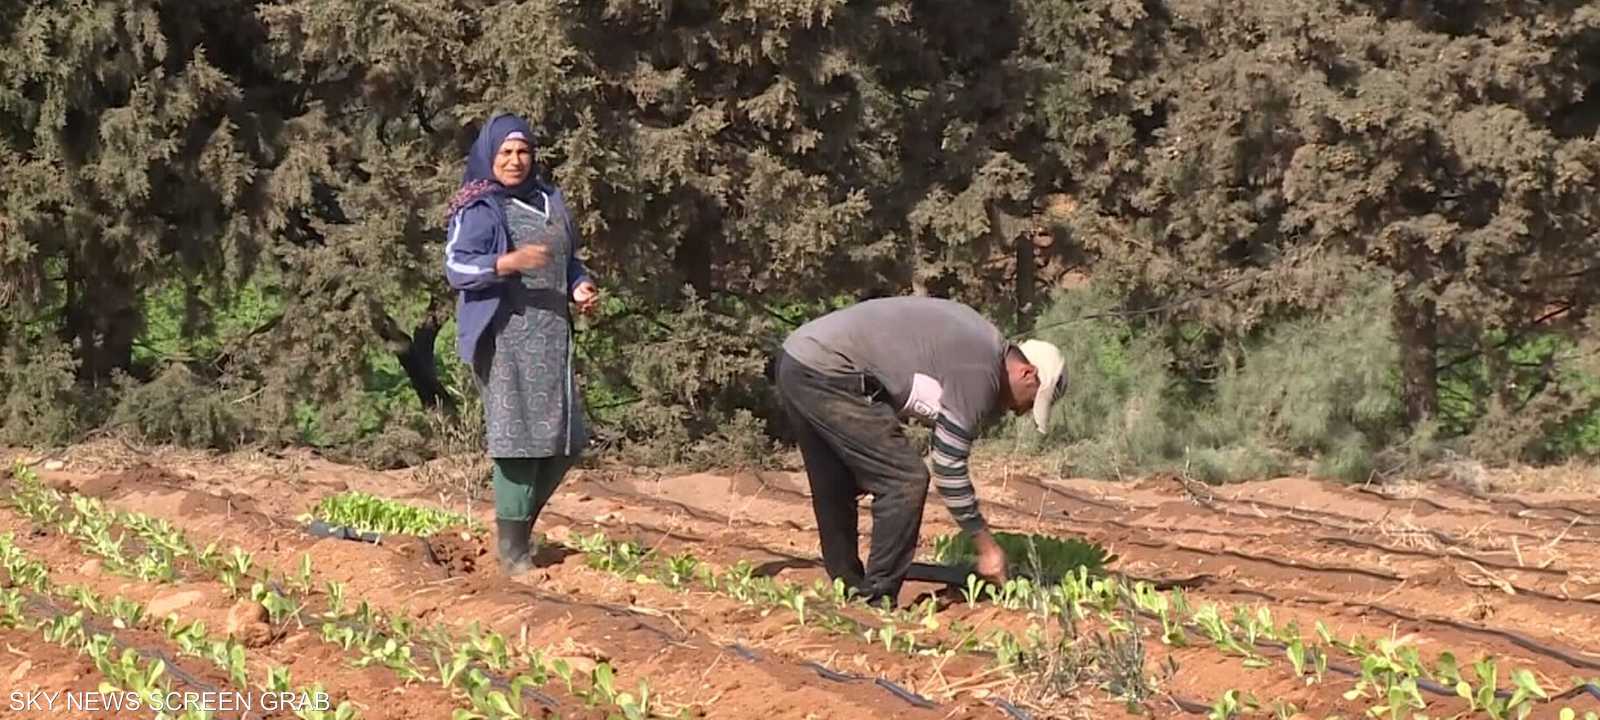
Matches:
[1358,485,1600,529]
[19,593,248,713]
[1506,505,1600,528]
[590,486,734,527]
[1351,487,1460,514]
[741,645,944,710]
[322,615,561,710]
[875,677,937,709]
[1252,634,1467,700]
[1315,536,1572,578]
[270,523,576,710]
[966,483,1587,604]
[1053,506,1574,582]
[304,520,384,544]
[1169,695,1213,714]
[1355,603,1600,672]
[1142,587,1600,704]
[1205,584,1600,675]
[306,512,1600,704]
[1036,503,1600,612]
[1147,489,1478,549]
[1218,494,1593,549]
[584,484,808,533]
[915,564,1600,710]
[302,511,1590,715]
[762,621,1210,717]
[732,638,1059,717]
[285,491,1598,718]
[992,697,1033,720]
[1018,507,1600,653]
[1004,476,1168,519]
[1120,538,1407,583]
[299,521,1217,717]
[1553,683,1600,703]
[301,520,976,713]
[797,659,939,709]
[798,659,858,683]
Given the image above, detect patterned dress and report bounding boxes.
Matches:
[473,193,589,458]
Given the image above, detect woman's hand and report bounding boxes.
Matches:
[495,245,551,275]
[573,281,600,315]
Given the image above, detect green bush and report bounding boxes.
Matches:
[1440,328,1600,464]
[1011,277,1413,483]
[582,288,782,469]
[1004,283,1188,478]
[1197,275,1406,482]
[0,336,83,447]
[107,365,248,451]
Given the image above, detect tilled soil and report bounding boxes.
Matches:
[9,451,1600,720]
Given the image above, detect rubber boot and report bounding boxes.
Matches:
[496,518,534,575]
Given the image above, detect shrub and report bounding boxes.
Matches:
[0,336,83,447]
[1003,283,1188,479]
[1012,276,1412,483]
[107,364,248,451]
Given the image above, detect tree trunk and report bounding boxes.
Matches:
[374,298,456,416]
[673,199,716,298]
[673,235,712,298]
[910,235,929,297]
[1004,205,1035,331]
[1393,292,1439,427]
[63,255,139,383]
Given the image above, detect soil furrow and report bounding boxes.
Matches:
[57,474,993,720]
[21,455,1600,720]
[0,505,478,720]
[0,626,116,720]
[539,472,1600,692]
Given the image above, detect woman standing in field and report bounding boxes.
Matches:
[442,113,600,575]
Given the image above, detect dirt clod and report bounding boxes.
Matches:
[146,589,206,618]
[78,558,101,577]
[222,599,274,647]
[543,524,573,544]
[227,599,268,634]
[420,532,487,576]
[79,464,188,499]
[238,622,275,648]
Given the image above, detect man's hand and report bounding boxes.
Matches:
[973,529,1008,585]
[495,244,551,275]
[573,280,600,315]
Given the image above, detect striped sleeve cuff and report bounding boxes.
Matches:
[931,415,988,534]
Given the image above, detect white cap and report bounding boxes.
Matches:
[1016,339,1066,434]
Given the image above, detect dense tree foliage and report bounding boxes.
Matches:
[3,0,1599,477]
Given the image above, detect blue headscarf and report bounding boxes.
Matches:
[446,113,545,218]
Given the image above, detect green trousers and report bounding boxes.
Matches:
[493,455,577,522]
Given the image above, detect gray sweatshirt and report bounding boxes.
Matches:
[782,296,1007,532]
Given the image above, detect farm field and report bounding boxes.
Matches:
[0,445,1597,720]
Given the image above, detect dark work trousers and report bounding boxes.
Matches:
[774,351,930,607]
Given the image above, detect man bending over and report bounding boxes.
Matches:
[774,296,1067,607]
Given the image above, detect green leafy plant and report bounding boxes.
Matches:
[1207,689,1257,719]
[306,492,469,537]
[930,531,1113,583]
